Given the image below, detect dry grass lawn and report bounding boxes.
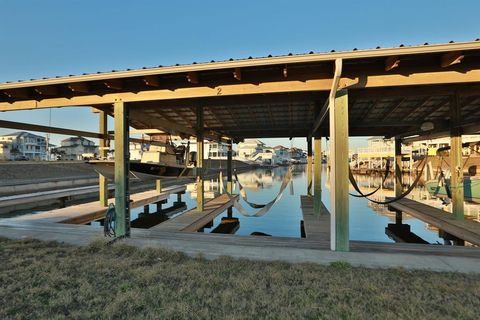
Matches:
[1,237,479,319]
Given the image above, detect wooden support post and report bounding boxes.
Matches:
[329,89,349,251]
[156,179,162,193]
[227,139,233,194]
[394,138,403,197]
[307,137,313,196]
[114,100,130,237]
[196,106,205,212]
[144,205,150,214]
[450,93,464,220]
[313,137,322,214]
[99,110,108,207]
[394,138,403,224]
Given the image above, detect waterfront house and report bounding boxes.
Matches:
[0,131,47,160]
[237,139,265,158]
[53,136,98,160]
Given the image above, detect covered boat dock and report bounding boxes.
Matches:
[1,40,480,264]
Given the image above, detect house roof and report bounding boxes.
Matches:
[0,131,45,139]
[61,136,94,143]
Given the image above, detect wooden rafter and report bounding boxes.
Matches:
[381,98,406,120]
[385,56,400,71]
[441,51,464,68]
[143,75,160,87]
[104,79,123,90]
[187,72,199,84]
[233,68,242,81]
[67,82,89,93]
[3,89,29,99]
[34,86,58,97]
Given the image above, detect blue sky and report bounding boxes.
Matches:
[1,0,479,150]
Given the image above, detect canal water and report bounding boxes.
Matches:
[131,165,480,244]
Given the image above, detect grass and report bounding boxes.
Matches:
[1,237,479,319]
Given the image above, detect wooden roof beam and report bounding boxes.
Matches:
[5,66,480,110]
[0,119,109,140]
[130,110,228,142]
[385,56,400,71]
[68,82,90,93]
[104,79,123,90]
[441,51,464,68]
[143,75,160,87]
[34,86,58,97]
[233,68,242,81]
[187,72,199,84]
[2,89,30,99]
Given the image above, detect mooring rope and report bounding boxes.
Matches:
[104,203,116,237]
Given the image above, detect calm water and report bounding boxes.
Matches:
[130,165,480,244]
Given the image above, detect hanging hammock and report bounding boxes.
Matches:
[349,153,429,205]
[233,166,294,208]
[223,167,293,217]
[349,158,391,198]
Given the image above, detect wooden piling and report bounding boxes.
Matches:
[114,99,130,237]
[196,106,205,212]
[99,110,108,207]
[394,138,403,223]
[329,89,349,251]
[227,139,233,194]
[450,93,464,220]
[307,136,313,196]
[313,137,322,214]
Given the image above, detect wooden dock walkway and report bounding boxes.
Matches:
[389,198,480,246]
[300,196,330,242]
[11,185,186,225]
[0,184,115,209]
[153,193,238,232]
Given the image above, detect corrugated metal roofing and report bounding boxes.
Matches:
[1,39,480,89]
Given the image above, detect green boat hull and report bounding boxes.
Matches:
[426,177,480,204]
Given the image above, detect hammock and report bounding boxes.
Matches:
[349,158,391,198]
[349,154,428,205]
[223,167,294,217]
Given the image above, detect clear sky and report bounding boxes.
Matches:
[1,0,479,150]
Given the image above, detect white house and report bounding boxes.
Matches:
[237,139,265,158]
[184,140,230,159]
[0,131,47,160]
[53,136,98,160]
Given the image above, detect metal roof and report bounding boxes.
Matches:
[1,39,480,89]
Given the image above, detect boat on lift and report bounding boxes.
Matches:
[423,142,480,203]
[89,140,196,181]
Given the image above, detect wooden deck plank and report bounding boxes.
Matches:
[10,185,186,225]
[300,195,330,242]
[153,193,238,232]
[389,198,480,246]
[0,184,115,208]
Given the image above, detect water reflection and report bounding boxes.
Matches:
[126,165,479,245]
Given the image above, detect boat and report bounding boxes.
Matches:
[89,140,195,181]
[425,176,480,203]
